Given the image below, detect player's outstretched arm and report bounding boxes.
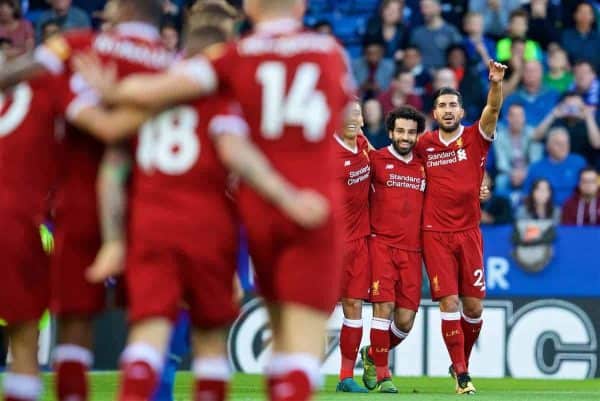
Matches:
[0,54,45,90]
[480,60,508,138]
[86,147,130,283]
[71,104,152,144]
[215,134,330,229]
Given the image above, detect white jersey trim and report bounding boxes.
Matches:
[479,122,496,142]
[255,18,302,35]
[387,145,413,163]
[333,134,358,154]
[66,90,100,122]
[209,115,249,138]
[115,21,160,41]
[438,125,464,147]
[170,57,218,95]
[34,45,64,75]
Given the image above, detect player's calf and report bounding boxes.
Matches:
[2,322,43,401]
[191,327,231,401]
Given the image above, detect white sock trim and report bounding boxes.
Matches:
[193,357,232,381]
[53,344,94,367]
[2,373,43,399]
[371,318,391,331]
[120,343,164,374]
[268,353,322,389]
[440,312,461,321]
[461,311,483,324]
[343,318,363,329]
[390,322,409,339]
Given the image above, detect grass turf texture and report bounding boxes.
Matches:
[0,373,597,401]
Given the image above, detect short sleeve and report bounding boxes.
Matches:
[208,97,249,139]
[170,56,218,95]
[34,30,92,75]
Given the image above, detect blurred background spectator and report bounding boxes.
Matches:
[397,45,431,96]
[524,127,587,206]
[496,9,542,64]
[364,0,409,61]
[35,0,90,43]
[0,0,33,56]
[377,68,422,115]
[352,38,395,98]
[481,172,513,225]
[570,60,599,107]
[362,98,390,149]
[468,0,521,39]
[543,46,573,93]
[523,0,562,50]
[561,166,600,226]
[461,11,495,81]
[561,2,600,73]
[515,178,561,223]
[160,18,179,52]
[494,103,543,197]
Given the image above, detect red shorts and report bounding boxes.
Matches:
[422,228,486,300]
[341,237,370,300]
[0,213,49,324]
[50,221,106,317]
[126,234,239,329]
[241,200,343,314]
[368,237,422,311]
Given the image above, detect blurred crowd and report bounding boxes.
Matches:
[0,0,599,227]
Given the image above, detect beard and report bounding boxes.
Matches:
[438,119,461,133]
[393,141,414,156]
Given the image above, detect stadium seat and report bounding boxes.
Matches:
[350,0,381,14]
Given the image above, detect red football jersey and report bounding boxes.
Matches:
[334,134,370,241]
[35,23,173,231]
[129,93,245,247]
[415,122,492,232]
[370,146,426,251]
[0,75,60,221]
[176,19,354,218]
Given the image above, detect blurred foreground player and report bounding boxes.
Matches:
[334,100,370,393]
[360,106,427,393]
[414,60,506,394]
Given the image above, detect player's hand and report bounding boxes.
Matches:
[479,184,491,202]
[72,52,117,104]
[281,189,331,229]
[488,60,508,83]
[86,240,125,283]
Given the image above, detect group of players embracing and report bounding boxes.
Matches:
[335,60,507,395]
[0,0,506,399]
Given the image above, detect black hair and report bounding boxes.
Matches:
[432,87,463,108]
[573,59,596,73]
[579,166,598,181]
[509,9,529,21]
[385,106,426,134]
[0,36,12,47]
[41,18,61,32]
[0,0,20,19]
[525,178,555,219]
[313,19,332,30]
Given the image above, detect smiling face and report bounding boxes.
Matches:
[432,93,464,133]
[389,117,418,155]
[341,101,363,140]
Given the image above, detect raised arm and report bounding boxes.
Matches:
[480,60,508,138]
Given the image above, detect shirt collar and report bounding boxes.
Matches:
[116,22,160,41]
[255,18,302,35]
[387,145,413,163]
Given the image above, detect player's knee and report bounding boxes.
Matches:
[462,301,483,319]
[342,298,363,319]
[394,316,414,333]
[439,296,460,313]
[373,302,394,319]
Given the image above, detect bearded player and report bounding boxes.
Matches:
[357,106,427,393]
[414,60,506,394]
[334,100,370,393]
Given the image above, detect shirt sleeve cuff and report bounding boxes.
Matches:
[170,57,218,94]
[209,115,249,138]
[66,90,100,122]
[34,45,64,75]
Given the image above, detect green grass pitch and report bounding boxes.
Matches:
[3,372,597,401]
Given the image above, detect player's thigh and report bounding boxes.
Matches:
[341,237,371,301]
[0,215,49,324]
[422,231,459,301]
[185,246,240,329]
[394,249,423,312]
[368,237,398,304]
[457,228,486,299]
[125,240,181,324]
[50,225,105,317]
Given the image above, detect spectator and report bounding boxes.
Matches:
[398,45,432,96]
[561,2,600,72]
[161,20,179,52]
[534,92,600,165]
[35,0,90,43]
[409,0,462,69]
[524,127,587,205]
[312,20,332,35]
[502,60,560,126]
[502,37,526,97]
[561,167,600,226]
[496,10,543,64]
[448,44,487,124]
[0,36,11,64]
[362,98,390,149]
[0,0,33,56]
[377,69,423,116]
[468,0,521,39]
[352,39,395,99]
[516,178,561,223]
[523,0,562,50]
[423,67,458,114]
[364,0,410,60]
[461,12,496,78]
[446,44,467,84]
[94,0,118,33]
[570,60,600,107]
[481,173,514,225]
[40,18,60,41]
[494,103,544,196]
[543,46,574,94]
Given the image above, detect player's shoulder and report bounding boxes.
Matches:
[42,29,94,62]
[371,146,390,160]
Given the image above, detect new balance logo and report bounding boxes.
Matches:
[386,164,394,169]
[457,149,467,161]
[344,160,351,167]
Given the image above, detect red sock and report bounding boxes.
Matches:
[370,318,391,381]
[461,314,483,366]
[339,319,363,380]
[441,313,467,375]
[388,322,408,349]
[118,360,159,401]
[55,360,88,401]
[195,379,228,401]
[268,370,312,401]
